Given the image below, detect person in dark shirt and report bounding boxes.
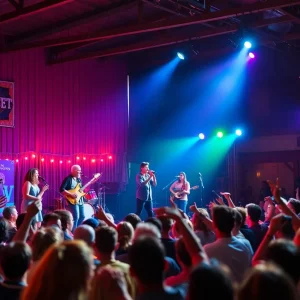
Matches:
[246,204,268,250]
[235,207,257,251]
[0,242,32,300]
[157,215,177,262]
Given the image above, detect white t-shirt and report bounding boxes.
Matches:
[170,181,190,201]
[204,236,253,282]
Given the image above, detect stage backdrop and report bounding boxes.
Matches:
[0,49,128,213]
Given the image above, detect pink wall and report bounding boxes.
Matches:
[0,49,128,210]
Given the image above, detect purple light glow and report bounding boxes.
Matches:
[249,52,255,59]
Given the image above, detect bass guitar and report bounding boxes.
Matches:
[171,185,199,199]
[65,173,101,205]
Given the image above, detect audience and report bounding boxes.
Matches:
[246,203,268,247]
[3,206,18,242]
[54,210,74,240]
[0,242,32,300]
[188,262,234,300]
[238,263,299,300]
[204,206,253,282]
[116,221,134,256]
[191,207,215,246]
[1,177,299,300]
[22,241,94,300]
[94,226,135,298]
[128,236,184,299]
[27,227,63,284]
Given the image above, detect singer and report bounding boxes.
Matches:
[170,172,190,213]
[21,168,49,224]
[60,165,85,230]
[136,162,157,218]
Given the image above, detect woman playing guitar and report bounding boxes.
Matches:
[170,172,190,213]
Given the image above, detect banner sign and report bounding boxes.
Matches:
[0,81,14,127]
[0,160,15,214]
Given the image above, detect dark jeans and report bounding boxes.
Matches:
[136,198,154,218]
[174,199,188,213]
[67,203,85,230]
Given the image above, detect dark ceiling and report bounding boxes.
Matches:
[0,0,299,64]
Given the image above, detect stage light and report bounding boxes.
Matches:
[244,41,252,49]
[59,160,63,164]
[83,157,86,160]
[41,158,44,162]
[32,154,36,158]
[50,159,54,163]
[25,157,28,160]
[16,159,19,163]
[198,133,205,140]
[217,131,224,138]
[68,160,71,163]
[248,52,255,59]
[108,155,112,160]
[92,159,96,163]
[76,156,80,160]
[235,129,242,136]
[177,52,185,60]
[101,158,104,162]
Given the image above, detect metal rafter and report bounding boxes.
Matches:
[8,1,137,44]
[50,15,293,64]
[0,0,73,24]
[3,0,299,52]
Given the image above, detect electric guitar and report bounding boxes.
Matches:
[171,185,199,199]
[65,173,101,205]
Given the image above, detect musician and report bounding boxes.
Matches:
[21,168,49,225]
[170,172,190,213]
[60,165,85,230]
[136,162,157,218]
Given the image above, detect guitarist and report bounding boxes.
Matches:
[60,165,85,230]
[170,172,190,213]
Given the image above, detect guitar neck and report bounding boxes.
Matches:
[81,180,94,191]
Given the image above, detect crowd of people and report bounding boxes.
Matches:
[0,170,300,299]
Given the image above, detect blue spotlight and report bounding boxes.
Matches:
[244,41,252,49]
[177,52,185,60]
[198,133,205,140]
[235,129,242,136]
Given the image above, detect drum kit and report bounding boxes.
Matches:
[83,185,109,220]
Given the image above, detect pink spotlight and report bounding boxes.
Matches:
[249,52,255,59]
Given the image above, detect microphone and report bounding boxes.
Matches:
[199,172,202,177]
[212,190,220,198]
[38,176,48,184]
[175,176,180,178]
[80,173,89,178]
[149,170,155,174]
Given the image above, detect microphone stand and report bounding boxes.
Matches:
[199,175,204,208]
[162,178,177,206]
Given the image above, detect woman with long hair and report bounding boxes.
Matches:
[22,240,94,300]
[21,168,48,225]
[170,172,190,213]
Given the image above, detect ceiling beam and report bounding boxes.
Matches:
[8,1,138,44]
[0,0,73,25]
[50,15,293,64]
[4,0,299,52]
[8,0,20,9]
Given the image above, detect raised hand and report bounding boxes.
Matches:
[27,199,42,219]
[169,197,177,209]
[268,213,291,235]
[153,206,182,220]
[267,178,281,204]
[189,202,198,213]
[215,196,225,206]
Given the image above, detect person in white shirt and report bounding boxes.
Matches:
[204,206,253,283]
